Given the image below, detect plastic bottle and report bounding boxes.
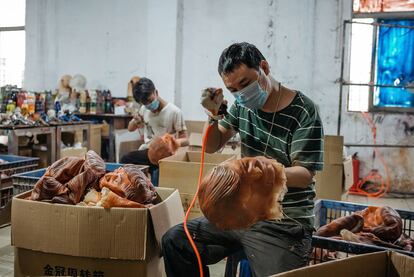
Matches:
[79,90,86,113]
[6,100,15,113]
[21,100,29,116]
[89,90,97,114]
[27,93,36,114]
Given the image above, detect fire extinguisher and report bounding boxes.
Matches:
[350,152,360,192]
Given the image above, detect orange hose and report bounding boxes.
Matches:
[183,124,212,277]
[354,112,390,198]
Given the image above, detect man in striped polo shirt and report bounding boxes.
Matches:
[162,42,324,277]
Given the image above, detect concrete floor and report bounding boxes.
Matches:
[1,193,413,276]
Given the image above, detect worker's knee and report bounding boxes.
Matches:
[162,224,183,251]
[120,156,127,164]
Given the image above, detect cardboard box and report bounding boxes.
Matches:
[12,187,184,277]
[271,251,414,277]
[89,124,103,156]
[323,135,343,165]
[15,248,164,277]
[343,156,354,191]
[315,164,343,200]
[185,120,205,135]
[188,132,203,151]
[60,147,88,159]
[314,135,344,200]
[159,151,236,194]
[180,193,203,219]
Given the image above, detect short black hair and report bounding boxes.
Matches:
[132,77,156,103]
[218,42,266,75]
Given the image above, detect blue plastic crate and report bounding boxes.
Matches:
[312,199,414,262]
[12,163,149,195]
[0,155,39,171]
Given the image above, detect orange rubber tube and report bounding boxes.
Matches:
[354,112,390,198]
[183,124,212,277]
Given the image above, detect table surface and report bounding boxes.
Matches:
[0,121,92,130]
[76,113,133,119]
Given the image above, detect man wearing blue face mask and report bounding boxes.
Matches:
[121,77,188,174]
[162,42,324,276]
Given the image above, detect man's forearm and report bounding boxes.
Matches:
[284,166,315,189]
[203,120,222,153]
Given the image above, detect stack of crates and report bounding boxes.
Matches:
[0,155,39,208]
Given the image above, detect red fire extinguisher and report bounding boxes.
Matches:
[349,152,360,192]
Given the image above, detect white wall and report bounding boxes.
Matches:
[25,0,177,102]
[178,0,351,135]
[25,0,351,135]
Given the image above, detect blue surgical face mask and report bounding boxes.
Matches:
[145,98,160,112]
[233,70,269,109]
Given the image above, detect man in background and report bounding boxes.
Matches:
[121,77,188,175]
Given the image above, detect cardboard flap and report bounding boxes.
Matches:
[271,251,388,277]
[149,189,184,249]
[189,133,203,147]
[388,251,414,277]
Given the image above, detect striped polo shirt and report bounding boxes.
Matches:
[219,91,324,227]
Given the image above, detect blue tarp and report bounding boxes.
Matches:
[374,19,414,108]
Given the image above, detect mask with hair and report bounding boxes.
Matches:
[198,156,287,230]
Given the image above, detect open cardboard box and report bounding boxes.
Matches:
[159,151,236,194]
[159,151,235,219]
[271,251,414,277]
[12,187,184,277]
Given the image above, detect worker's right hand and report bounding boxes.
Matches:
[201,88,224,120]
[132,113,143,124]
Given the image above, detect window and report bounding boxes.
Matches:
[346,1,414,113]
[0,0,25,87]
[374,19,414,109]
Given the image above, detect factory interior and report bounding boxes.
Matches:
[1,0,414,276]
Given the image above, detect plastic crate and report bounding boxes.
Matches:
[12,163,149,195]
[0,155,39,172]
[311,199,414,263]
[0,186,13,208]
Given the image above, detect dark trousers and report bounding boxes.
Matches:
[120,149,158,174]
[162,216,313,277]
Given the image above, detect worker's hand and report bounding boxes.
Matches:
[132,113,143,125]
[201,88,225,120]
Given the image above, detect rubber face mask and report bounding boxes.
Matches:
[145,98,160,112]
[233,70,269,109]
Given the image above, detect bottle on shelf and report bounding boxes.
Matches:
[79,90,87,113]
[21,100,29,116]
[27,92,36,114]
[6,100,15,114]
